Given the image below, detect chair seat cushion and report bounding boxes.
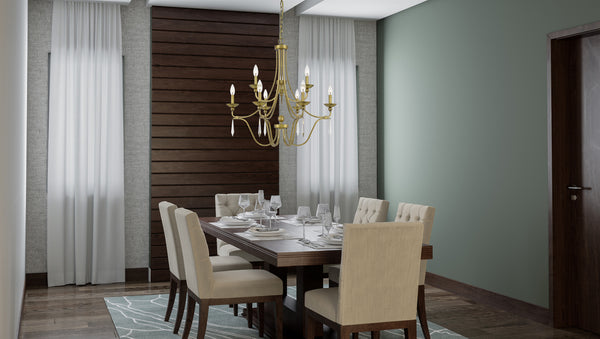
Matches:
[305,287,339,322]
[209,256,252,272]
[328,264,340,284]
[211,269,283,299]
[217,243,262,262]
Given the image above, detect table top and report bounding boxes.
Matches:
[199,216,433,268]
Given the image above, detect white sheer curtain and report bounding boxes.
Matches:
[47,0,125,286]
[296,16,359,222]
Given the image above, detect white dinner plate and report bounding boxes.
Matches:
[322,234,343,245]
[248,227,286,237]
[219,216,253,226]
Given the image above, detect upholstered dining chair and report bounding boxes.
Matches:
[304,222,424,339]
[158,201,253,334]
[215,193,262,263]
[395,202,436,339]
[328,197,390,285]
[175,208,283,339]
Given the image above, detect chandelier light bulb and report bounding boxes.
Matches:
[253,65,259,77]
[300,80,306,93]
[257,80,263,94]
[295,89,300,100]
[263,89,268,100]
[328,86,332,95]
[230,84,235,95]
[304,65,310,77]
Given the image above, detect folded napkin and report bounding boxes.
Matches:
[211,217,254,228]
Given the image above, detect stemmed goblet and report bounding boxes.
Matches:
[316,203,330,236]
[333,204,341,229]
[238,194,250,216]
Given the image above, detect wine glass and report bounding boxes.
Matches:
[257,190,265,206]
[333,204,341,228]
[270,195,281,219]
[315,203,330,236]
[255,192,265,226]
[262,200,271,229]
[238,194,250,216]
[322,212,333,236]
[297,206,311,244]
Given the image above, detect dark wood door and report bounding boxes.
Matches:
[549,24,600,333]
[575,33,600,334]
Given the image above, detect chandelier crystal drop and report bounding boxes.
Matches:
[226,0,336,147]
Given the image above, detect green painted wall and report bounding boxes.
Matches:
[377,0,600,308]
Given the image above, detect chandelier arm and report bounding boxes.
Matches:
[236,117,277,147]
[303,109,332,120]
[289,117,326,147]
[232,109,261,120]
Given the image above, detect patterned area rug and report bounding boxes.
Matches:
[105,288,466,339]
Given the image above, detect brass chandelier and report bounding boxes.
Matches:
[226,0,336,147]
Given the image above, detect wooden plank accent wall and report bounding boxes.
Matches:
[151,7,280,282]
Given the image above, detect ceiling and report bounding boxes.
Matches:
[145,0,428,20]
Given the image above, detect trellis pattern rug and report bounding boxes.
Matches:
[105,288,466,339]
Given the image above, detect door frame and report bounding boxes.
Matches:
[547,21,600,328]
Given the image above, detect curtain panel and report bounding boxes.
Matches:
[296,16,359,222]
[47,0,125,286]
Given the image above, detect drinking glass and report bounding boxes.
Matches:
[333,204,341,226]
[257,190,265,206]
[316,203,330,236]
[262,200,271,229]
[255,195,265,226]
[297,206,311,244]
[238,194,250,215]
[270,195,281,224]
[322,212,333,236]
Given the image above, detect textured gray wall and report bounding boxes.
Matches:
[278,11,378,215]
[26,0,150,273]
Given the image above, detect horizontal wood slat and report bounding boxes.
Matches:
[152,172,279,185]
[151,161,279,173]
[152,7,279,25]
[152,30,276,47]
[152,18,279,36]
[151,184,279,198]
[152,43,275,60]
[150,7,279,282]
[152,54,275,70]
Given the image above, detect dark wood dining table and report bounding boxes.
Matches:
[199,216,433,338]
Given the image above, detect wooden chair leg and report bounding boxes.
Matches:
[371,331,380,339]
[405,321,417,339]
[275,298,283,339]
[181,295,195,339]
[173,280,187,334]
[164,276,177,321]
[246,303,253,328]
[417,285,431,339]
[196,300,209,339]
[340,326,352,339]
[233,304,238,316]
[305,311,315,339]
[258,302,265,337]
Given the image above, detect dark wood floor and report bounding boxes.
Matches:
[19,280,600,338]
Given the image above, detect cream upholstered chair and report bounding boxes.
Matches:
[175,208,283,339]
[395,202,436,339]
[304,222,424,339]
[352,197,390,224]
[158,201,252,334]
[328,197,389,285]
[215,193,262,263]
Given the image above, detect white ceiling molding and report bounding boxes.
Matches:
[146,0,304,13]
[50,0,132,4]
[297,0,428,19]
[145,0,427,19]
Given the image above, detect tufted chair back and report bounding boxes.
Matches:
[394,202,435,285]
[158,201,185,280]
[352,197,389,224]
[215,193,258,217]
